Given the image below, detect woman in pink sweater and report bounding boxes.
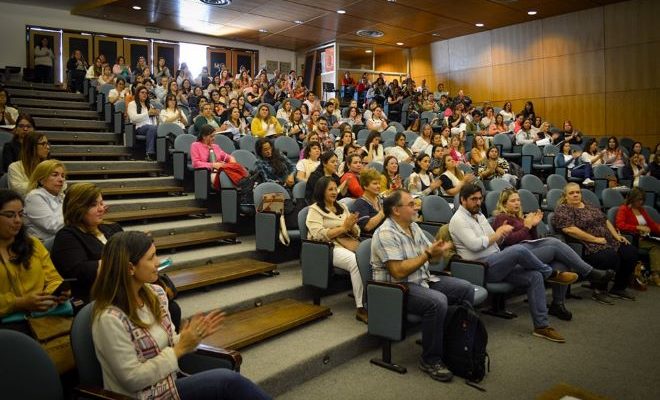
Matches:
[190,125,236,189]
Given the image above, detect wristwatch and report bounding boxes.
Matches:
[424,249,433,260]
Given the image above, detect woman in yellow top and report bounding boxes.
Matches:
[0,189,66,324]
[250,104,283,138]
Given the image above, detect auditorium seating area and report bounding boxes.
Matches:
[1,44,659,398]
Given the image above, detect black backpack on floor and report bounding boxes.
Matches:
[443,301,489,383]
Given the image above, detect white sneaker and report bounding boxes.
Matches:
[582,178,594,185]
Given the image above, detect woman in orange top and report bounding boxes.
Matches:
[340,154,364,198]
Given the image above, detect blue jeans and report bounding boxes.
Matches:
[136,124,157,155]
[482,244,553,328]
[175,368,271,400]
[518,237,593,304]
[406,277,475,364]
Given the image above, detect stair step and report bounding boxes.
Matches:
[44,131,121,144]
[63,161,162,177]
[20,107,100,120]
[154,230,237,251]
[51,145,132,159]
[8,88,86,101]
[202,299,331,350]
[2,81,68,92]
[105,206,207,222]
[167,258,276,292]
[100,185,184,197]
[12,98,91,110]
[34,117,107,131]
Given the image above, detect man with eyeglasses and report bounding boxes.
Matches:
[371,190,475,382]
[448,184,577,343]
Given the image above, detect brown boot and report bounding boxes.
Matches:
[356,307,368,324]
[546,271,578,285]
[532,326,565,343]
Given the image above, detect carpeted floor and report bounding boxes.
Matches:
[278,286,660,400]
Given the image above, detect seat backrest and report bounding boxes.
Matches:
[71,302,104,387]
[542,144,559,157]
[367,161,383,172]
[398,162,414,181]
[292,180,306,200]
[547,212,557,235]
[493,133,512,151]
[518,188,540,212]
[231,149,257,171]
[381,130,396,144]
[638,175,659,193]
[485,190,501,216]
[0,330,63,400]
[547,174,567,191]
[174,133,196,154]
[214,134,236,154]
[389,121,404,133]
[114,99,126,113]
[606,206,619,224]
[521,174,545,195]
[239,135,256,154]
[298,206,310,240]
[253,182,290,209]
[488,177,512,192]
[289,98,302,109]
[404,131,418,146]
[219,171,235,189]
[355,238,373,288]
[581,188,601,208]
[601,188,625,209]
[421,195,453,224]
[545,189,563,211]
[644,205,660,222]
[274,136,300,161]
[99,83,114,98]
[522,143,542,161]
[338,197,355,209]
[157,122,185,138]
[593,164,615,179]
[357,129,371,141]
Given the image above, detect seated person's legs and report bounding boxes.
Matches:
[175,368,272,400]
[332,247,364,309]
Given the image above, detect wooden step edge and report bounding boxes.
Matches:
[167,259,276,292]
[105,207,207,222]
[50,152,133,158]
[66,168,162,176]
[202,299,331,350]
[153,231,238,250]
[100,186,184,196]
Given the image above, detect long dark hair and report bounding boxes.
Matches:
[134,85,151,114]
[303,141,321,159]
[413,153,430,173]
[198,124,215,142]
[584,138,598,155]
[20,132,47,178]
[314,151,337,175]
[0,190,34,269]
[343,153,361,174]
[364,131,381,149]
[256,138,287,176]
[312,176,344,215]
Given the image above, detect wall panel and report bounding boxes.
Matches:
[545,94,606,136]
[447,66,493,102]
[605,89,659,140]
[492,59,544,101]
[448,31,491,72]
[541,7,604,57]
[490,21,543,65]
[604,0,660,48]
[543,50,605,97]
[605,42,660,92]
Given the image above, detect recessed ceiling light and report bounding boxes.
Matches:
[337,10,346,14]
[396,42,404,46]
[528,10,538,15]
[475,23,484,27]
[258,29,268,33]
[132,5,141,10]
[432,33,441,37]
[200,0,232,5]
[293,20,303,24]
[387,0,396,2]
[356,29,384,38]
[365,50,372,53]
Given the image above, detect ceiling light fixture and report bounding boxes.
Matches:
[132,5,141,10]
[200,0,232,6]
[475,23,484,27]
[365,50,372,53]
[337,10,346,14]
[528,10,538,15]
[258,29,268,33]
[294,20,303,24]
[432,33,441,37]
[396,42,404,46]
[356,29,384,38]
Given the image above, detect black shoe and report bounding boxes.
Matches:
[548,303,572,321]
[591,290,614,305]
[145,154,156,162]
[419,359,453,382]
[586,269,615,285]
[608,289,636,301]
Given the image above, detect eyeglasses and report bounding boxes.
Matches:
[38,141,50,147]
[0,210,24,219]
[396,201,416,208]
[16,124,32,129]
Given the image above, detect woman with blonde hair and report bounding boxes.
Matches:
[470,135,488,167]
[8,132,50,196]
[91,231,270,399]
[23,160,66,244]
[251,104,283,138]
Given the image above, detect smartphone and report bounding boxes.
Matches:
[52,279,76,297]
[357,215,371,222]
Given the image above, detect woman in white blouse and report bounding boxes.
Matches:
[385,132,414,164]
[366,106,396,134]
[296,141,321,182]
[91,231,270,399]
[23,160,65,244]
[127,85,158,161]
[499,101,515,123]
[411,123,433,155]
[159,94,188,129]
[408,153,441,196]
[276,99,293,121]
[107,79,130,104]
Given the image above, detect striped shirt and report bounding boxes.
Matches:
[371,217,434,287]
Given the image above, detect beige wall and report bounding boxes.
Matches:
[410,0,659,148]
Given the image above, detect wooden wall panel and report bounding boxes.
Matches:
[605,89,659,147]
[430,40,450,74]
[490,21,543,65]
[541,7,604,57]
[605,42,660,92]
[410,45,432,86]
[545,94,606,137]
[543,50,605,97]
[375,49,406,73]
[447,66,492,103]
[604,0,660,48]
[448,31,491,72]
[492,59,544,101]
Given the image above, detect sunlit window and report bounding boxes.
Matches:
[179,42,207,77]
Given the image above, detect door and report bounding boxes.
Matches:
[28,29,61,83]
[232,51,255,78]
[124,39,151,73]
[94,36,123,67]
[154,42,179,78]
[207,48,230,77]
[63,33,92,69]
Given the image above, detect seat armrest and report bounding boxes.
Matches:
[172,151,186,181]
[366,281,408,341]
[179,343,243,372]
[194,168,210,201]
[521,154,533,175]
[73,385,134,400]
[448,258,487,287]
[113,111,123,134]
[301,239,334,289]
[255,211,279,252]
[220,186,239,224]
[124,123,135,147]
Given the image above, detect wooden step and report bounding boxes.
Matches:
[2,81,67,92]
[105,206,207,222]
[167,258,276,292]
[12,98,91,110]
[154,230,237,251]
[63,161,162,176]
[8,88,86,101]
[44,131,121,144]
[51,145,132,159]
[100,185,184,197]
[20,107,99,120]
[202,299,331,350]
[34,117,107,131]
